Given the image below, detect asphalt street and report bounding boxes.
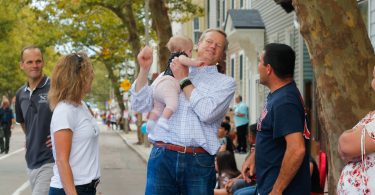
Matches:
[0,123,147,195]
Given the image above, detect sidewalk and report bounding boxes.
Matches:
[109,123,247,166]
[111,123,151,163]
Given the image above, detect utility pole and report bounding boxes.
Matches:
[123,61,130,133]
[135,0,151,145]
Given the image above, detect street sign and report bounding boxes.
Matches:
[120,79,131,91]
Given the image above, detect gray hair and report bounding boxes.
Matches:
[198,29,229,51]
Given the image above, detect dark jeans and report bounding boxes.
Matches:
[231,179,254,193]
[236,124,248,153]
[49,185,96,195]
[0,124,11,153]
[233,185,257,195]
[145,145,216,195]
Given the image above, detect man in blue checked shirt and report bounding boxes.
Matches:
[131,29,236,195]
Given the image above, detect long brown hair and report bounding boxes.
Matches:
[48,52,94,110]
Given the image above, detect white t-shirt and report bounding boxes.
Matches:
[50,101,100,188]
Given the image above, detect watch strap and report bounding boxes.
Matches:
[180,79,192,90]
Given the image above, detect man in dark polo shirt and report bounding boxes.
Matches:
[15,45,54,195]
[240,43,310,194]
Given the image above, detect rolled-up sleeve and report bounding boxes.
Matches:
[190,77,236,124]
[130,81,154,113]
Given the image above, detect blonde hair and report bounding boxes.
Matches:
[166,35,193,53]
[48,52,94,110]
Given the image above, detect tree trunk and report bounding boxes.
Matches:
[149,0,173,72]
[103,61,125,115]
[110,2,144,143]
[293,0,375,193]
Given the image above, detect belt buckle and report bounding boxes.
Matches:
[178,146,187,154]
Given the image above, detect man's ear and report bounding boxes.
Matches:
[266,64,272,75]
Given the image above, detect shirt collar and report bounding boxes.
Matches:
[24,76,49,92]
[189,65,218,76]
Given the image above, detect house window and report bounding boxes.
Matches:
[207,0,210,27]
[269,33,279,43]
[284,28,294,47]
[232,0,235,9]
[216,0,221,27]
[193,17,201,44]
[358,0,368,30]
[222,0,226,23]
[240,54,244,80]
[231,58,235,78]
[240,0,244,8]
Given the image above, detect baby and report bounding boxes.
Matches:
[147,35,203,131]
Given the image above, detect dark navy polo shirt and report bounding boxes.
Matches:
[255,81,310,194]
[15,76,54,169]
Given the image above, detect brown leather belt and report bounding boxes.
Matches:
[154,141,208,154]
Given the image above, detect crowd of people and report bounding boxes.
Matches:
[0,26,373,195]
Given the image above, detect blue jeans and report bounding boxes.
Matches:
[49,185,96,195]
[231,179,254,193]
[145,146,216,195]
[233,185,257,195]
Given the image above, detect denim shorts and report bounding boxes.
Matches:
[145,145,216,195]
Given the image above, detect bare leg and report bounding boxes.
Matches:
[161,107,174,120]
[146,101,164,131]
[157,85,179,131]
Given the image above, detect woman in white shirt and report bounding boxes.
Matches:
[48,53,100,195]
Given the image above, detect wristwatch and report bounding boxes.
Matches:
[180,79,192,90]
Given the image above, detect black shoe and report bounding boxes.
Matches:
[4,151,8,154]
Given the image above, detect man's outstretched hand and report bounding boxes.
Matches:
[137,46,153,71]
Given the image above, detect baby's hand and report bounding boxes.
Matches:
[178,55,205,67]
[191,60,205,67]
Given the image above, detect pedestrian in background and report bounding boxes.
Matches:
[214,151,241,194]
[0,96,14,154]
[131,29,236,194]
[15,45,54,195]
[48,53,100,195]
[218,122,234,153]
[241,43,311,194]
[224,124,258,195]
[224,112,238,149]
[233,95,249,153]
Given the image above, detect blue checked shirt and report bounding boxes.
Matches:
[130,66,236,155]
